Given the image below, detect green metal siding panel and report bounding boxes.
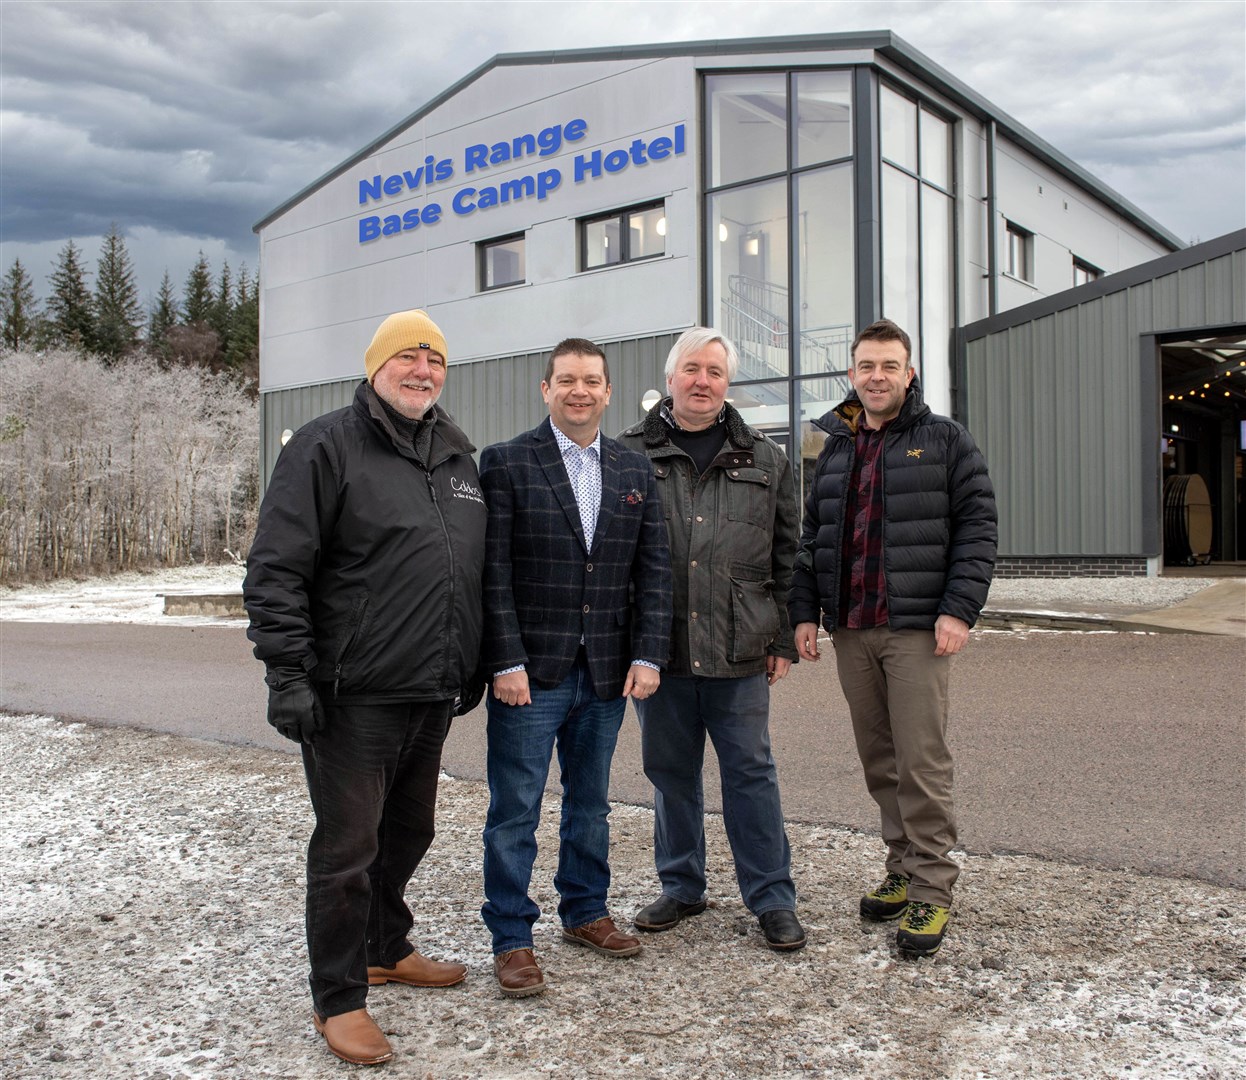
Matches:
[963,236,1245,562]
[1176,263,1208,327]
[259,379,358,489]
[434,331,681,451]
[966,291,1146,557]
[1202,251,1245,325]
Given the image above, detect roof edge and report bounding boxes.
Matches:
[252,31,899,234]
[253,29,1183,251]
[874,38,1184,251]
[961,229,1246,342]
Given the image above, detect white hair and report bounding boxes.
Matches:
[664,327,739,382]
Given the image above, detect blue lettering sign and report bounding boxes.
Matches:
[358,204,443,241]
[464,118,589,174]
[572,124,685,184]
[357,121,683,242]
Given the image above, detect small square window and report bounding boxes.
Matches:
[478,233,525,291]
[1072,258,1100,287]
[1006,222,1033,283]
[580,201,665,271]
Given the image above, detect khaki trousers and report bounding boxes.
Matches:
[832,627,958,906]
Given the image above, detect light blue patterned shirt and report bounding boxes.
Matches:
[550,422,601,552]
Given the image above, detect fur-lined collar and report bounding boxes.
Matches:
[634,397,755,449]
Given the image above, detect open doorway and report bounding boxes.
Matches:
[1159,328,1246,567]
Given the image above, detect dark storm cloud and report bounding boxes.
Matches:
[2,0,1242,297]
[1,2,448,250]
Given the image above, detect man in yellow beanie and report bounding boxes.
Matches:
[245,308,486,1066]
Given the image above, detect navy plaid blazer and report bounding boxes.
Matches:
[480,417,672,700]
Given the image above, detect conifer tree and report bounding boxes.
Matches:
[1,257,40,351]
[93,224,144,361]
[225,265,259,380]
[183,252,214,326]
[148,270,180,362]
[45,240,95,351]
[210,261,233,359]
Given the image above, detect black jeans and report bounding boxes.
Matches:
[300,698,452,1018]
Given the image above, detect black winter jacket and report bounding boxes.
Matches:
[787,379,997,632]
[244,381,487,704]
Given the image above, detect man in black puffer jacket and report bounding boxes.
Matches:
[244,309,486,1067]
[790,318,996,958]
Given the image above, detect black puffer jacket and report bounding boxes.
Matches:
[788,378,997,632]
[244,381,486,704]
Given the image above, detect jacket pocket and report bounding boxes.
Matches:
[729,575,779,662]
[333,593,371,695]
[725,468,771,529]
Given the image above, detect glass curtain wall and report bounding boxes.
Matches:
[705,70,855,494]
[706,71,957,500]
[880,83,955,398]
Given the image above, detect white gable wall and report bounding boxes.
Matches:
[258,57,698,390]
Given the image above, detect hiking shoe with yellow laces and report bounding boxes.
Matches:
[859,872,909,922]
[896,901,950,956]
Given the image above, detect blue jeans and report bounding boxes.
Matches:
[301,698,452,1018]
[637,673,796,915]
[481,654,626,954]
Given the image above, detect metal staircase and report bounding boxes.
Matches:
[721,274,853,381]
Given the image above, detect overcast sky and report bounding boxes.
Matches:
[2,0,1243,306]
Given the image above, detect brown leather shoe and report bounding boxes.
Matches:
[493,948,546,997]
[367,950,467,987]
[312,1009,394,1066]
[561,915,642,957]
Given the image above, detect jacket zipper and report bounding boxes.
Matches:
[333,595,369,699]
[426,467,456,693]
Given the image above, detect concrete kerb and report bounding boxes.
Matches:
[165,579,1246,637]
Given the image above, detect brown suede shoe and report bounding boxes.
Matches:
[561,915,642,957]
[367,950,467,987]
[312,1009,394,1066]
[493,948,546,997]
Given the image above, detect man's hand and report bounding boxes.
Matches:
[623,664,660,700]
[265,671,325,744]
[493,670,532,707]
[794,622,821,662]
[933,614,970,656]
[766,655,792,685]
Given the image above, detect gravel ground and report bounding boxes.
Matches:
[2,712,1242,1079]
[986,576,1223,610]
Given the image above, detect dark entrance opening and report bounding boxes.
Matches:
[1159,328,1246,564]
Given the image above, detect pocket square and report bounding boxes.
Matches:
[621,488,645,505]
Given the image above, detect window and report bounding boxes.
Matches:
[879,84,955,375]
[706,73,787,187]
[580,201,665,270]
[1006,222,1033,282]
[1073,258,1100,287]
[706,71,855,383]
[478,233,525,290]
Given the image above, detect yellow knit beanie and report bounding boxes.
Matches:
[364,309,449,383]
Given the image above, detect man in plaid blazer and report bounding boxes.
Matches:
[479,337,671,998]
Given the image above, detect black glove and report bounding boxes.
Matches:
[454,664,487,717]
[264,668,325,744]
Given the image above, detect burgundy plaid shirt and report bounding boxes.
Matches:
[838,419,891,628]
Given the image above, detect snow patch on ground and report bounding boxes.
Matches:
[0,566,245,625]
[1,713,1242,1078]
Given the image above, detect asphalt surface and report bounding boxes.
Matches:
[2,620,1242,887]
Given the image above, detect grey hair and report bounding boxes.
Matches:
[664,327,739,382]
